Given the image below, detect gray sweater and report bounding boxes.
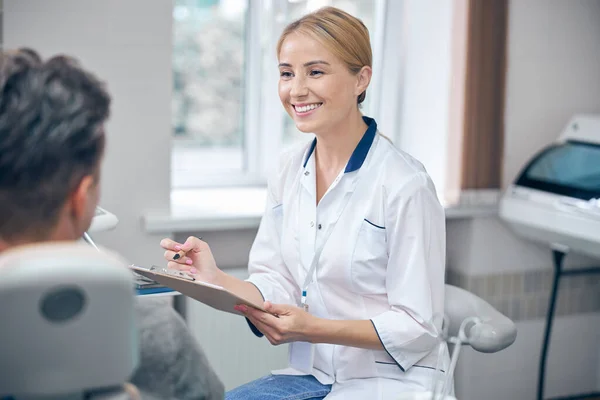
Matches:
[129,298,224,400]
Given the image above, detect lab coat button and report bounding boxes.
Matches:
[304,171,310,176]
[310,221,315,227]
[318,224,322,229]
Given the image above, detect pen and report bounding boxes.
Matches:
[172,237,202,260]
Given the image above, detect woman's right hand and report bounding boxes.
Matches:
[160,236,223,285]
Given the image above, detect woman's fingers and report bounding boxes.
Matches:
[180,236,206,253]
[160,237,202,265]
[160,238,182,251]
[245,307,283,332]
[246,315,277,337]
[236,306,286,345]
[246,307,274,326]
[160,237,208,261]
[163,250,193,265]
[167,260,195,272]
[253,320,284,345]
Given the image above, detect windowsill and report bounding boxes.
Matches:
[143,187,500,233]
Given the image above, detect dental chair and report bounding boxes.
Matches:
[402,285,518,399]
[444,284,517,353]
[0,242,139,400]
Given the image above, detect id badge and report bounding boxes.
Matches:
[289,341,315,374]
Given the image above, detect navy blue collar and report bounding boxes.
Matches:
[302,116,378,173]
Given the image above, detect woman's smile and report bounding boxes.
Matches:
[292,102,323,117]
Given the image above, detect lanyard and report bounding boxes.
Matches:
[299,207,347,311]
[298,140,376,311]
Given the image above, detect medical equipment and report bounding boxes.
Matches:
[89,206,119,233]
[82,207,118,248]
[499,114,600,259]
[0,242,139,400]
[83,208,171,296]
[399,284,517,400]
[436,316,481,399]
[499,114,600,400]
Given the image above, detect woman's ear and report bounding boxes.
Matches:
[355,66,372,97]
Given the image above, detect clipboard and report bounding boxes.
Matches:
[129,265,269,315]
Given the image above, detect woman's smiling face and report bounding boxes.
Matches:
[278,32,366,135]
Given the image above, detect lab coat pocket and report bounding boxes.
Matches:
[350,219,388,294]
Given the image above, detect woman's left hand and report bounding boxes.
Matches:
[234,302,317,346]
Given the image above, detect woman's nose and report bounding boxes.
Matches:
[290,76,308,98]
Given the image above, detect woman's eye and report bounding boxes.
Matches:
[309,70,323,76]
[280,71,292,78]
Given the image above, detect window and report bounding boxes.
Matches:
[172,0,249,184]
[171,0,392,189]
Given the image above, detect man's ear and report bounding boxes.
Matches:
[355,66,372,97]
[69,175,96,221]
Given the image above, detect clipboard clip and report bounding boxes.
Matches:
[149,265,196,281]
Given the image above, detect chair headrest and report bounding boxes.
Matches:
[0,242,139,397]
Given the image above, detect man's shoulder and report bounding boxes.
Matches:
[131,298,225,399]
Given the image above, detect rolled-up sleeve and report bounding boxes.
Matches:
[370,173,446,371]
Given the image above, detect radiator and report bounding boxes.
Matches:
[184,267,289,391]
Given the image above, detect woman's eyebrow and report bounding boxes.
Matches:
[304,60,330,67]
[278,60,331,68]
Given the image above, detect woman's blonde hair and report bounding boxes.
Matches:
[277,6,372,105]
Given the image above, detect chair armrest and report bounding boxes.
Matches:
[445,284,517,353]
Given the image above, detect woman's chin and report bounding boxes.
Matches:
[295,126,313,134]
[293,120,320,134]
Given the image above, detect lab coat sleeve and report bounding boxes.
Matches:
[244,163,300,336]
[370,173,446,371]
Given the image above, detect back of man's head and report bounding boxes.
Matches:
[0,49,111,243]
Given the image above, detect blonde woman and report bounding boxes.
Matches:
[162,6,450,399]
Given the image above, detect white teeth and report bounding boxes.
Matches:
[295,103,321,113]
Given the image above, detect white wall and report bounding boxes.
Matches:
[397,0,454,201]
[4,0,172,268]
[451,0,600,398]
[445,0,468,205]
[447,217,599,276]
[503,0,600,187]
[455,314,600,399]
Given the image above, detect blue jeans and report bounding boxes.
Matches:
[226,374,332,400]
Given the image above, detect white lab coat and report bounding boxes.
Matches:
[246,117,450,398]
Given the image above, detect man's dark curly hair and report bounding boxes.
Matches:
[0,48,111,240]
